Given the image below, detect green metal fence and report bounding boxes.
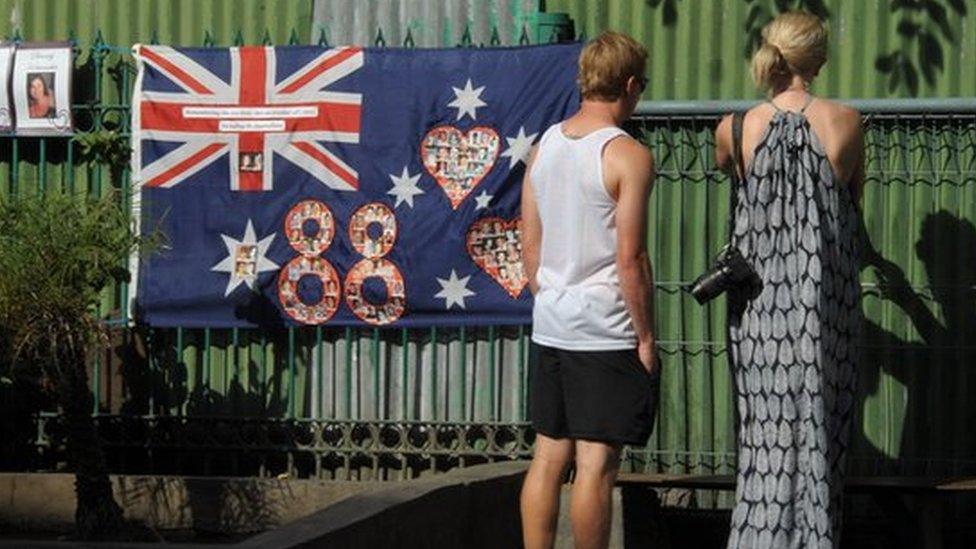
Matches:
[2,30,975,499]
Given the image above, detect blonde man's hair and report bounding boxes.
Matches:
[578,31,648,101]
[751,11,828,95]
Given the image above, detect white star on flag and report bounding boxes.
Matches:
[387,166,424,208]
[434,269,476,310]
[211,219,278,297]
[447,78,487,121]
[474,190,493,210]
[500,126,538,169]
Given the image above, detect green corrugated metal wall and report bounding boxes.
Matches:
[0,0,313,47]
[545,0,976,99]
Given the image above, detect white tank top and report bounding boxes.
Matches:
[528,121,637,350]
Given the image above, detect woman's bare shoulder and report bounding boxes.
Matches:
[813,98,862,128]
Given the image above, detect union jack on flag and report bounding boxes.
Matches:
[134,45,363,191]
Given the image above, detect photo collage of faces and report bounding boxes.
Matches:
[278,256,342,324]
[278,200,341,324]
[466,218,527,298]
[346,202,405,324]
[285,200,335,257]
[344,259,406,325]
[349,202,397,259]
[275,200,408,326]
[421,126,500,208]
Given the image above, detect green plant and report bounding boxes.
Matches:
[76,130,131,177]
[0,191,155,539]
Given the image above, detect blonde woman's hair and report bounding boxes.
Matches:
[578,31,648,101]
[751,11,828,95]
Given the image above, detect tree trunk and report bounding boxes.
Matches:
[55,344,124,540]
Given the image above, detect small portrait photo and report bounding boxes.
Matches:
[234,259,256,277]
[235,244,257,262]
[239,152,263,172]
[26,72,55,119]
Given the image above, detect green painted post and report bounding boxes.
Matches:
[256,331,266,408]
[288,326,296,418]
[315,326,323,419]
[38,139,46,197]
[371,328,380,418]
[518,325,526,420]
[176,327,185,416]
[430,326,437,420]
[203,327,211,389]
[344,326,352,418]
[10,139,18,196]
[147,328,155,416]
[401,328,409,420]
[488,326,496,420]
[66,139,74,194]
[232,327,240,410]
[459,326,467,421]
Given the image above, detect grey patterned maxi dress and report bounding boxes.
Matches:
[726,105,861,549]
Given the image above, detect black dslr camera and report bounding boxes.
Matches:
[686,244,760,304]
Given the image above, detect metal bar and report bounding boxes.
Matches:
[430,326,437,421]
[401,328,408,420]
[10,138,17,196]
[634,98,976,116]
[38,139,46,196]
[315,325,323,419]
[288,326,296,418]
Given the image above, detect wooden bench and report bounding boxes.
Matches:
[615,473,976,549]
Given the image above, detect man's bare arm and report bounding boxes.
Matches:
[520,148,542,295]
[608,138,657,369]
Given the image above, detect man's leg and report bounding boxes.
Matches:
[520,433,574,549]
[570,439,622,549]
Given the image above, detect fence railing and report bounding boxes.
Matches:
[2,33,975,502]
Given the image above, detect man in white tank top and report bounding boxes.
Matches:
[519,32,658,549]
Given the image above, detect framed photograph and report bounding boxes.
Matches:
[0,43,13,131]
[13,42,73,135]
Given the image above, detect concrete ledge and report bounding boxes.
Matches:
[0,472,384,534]
[240,461,529,549]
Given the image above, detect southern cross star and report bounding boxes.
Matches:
[500,126,538,170]
[447,78,487,121]
[474,190,493,210]
[434,269,476,310]
[387,166,424,208]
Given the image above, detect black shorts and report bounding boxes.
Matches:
[528,342,660,447]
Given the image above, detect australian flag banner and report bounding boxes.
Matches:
[130,43,581,328]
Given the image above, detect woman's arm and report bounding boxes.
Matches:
[714,113,734,175]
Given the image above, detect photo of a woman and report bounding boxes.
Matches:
[27,72,55,119]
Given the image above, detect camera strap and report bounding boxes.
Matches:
[727,111,745,240]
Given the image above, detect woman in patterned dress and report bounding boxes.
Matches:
[714,12,865,549]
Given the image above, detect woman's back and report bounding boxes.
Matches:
[737,93,864,191]
[724,95,863,549]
